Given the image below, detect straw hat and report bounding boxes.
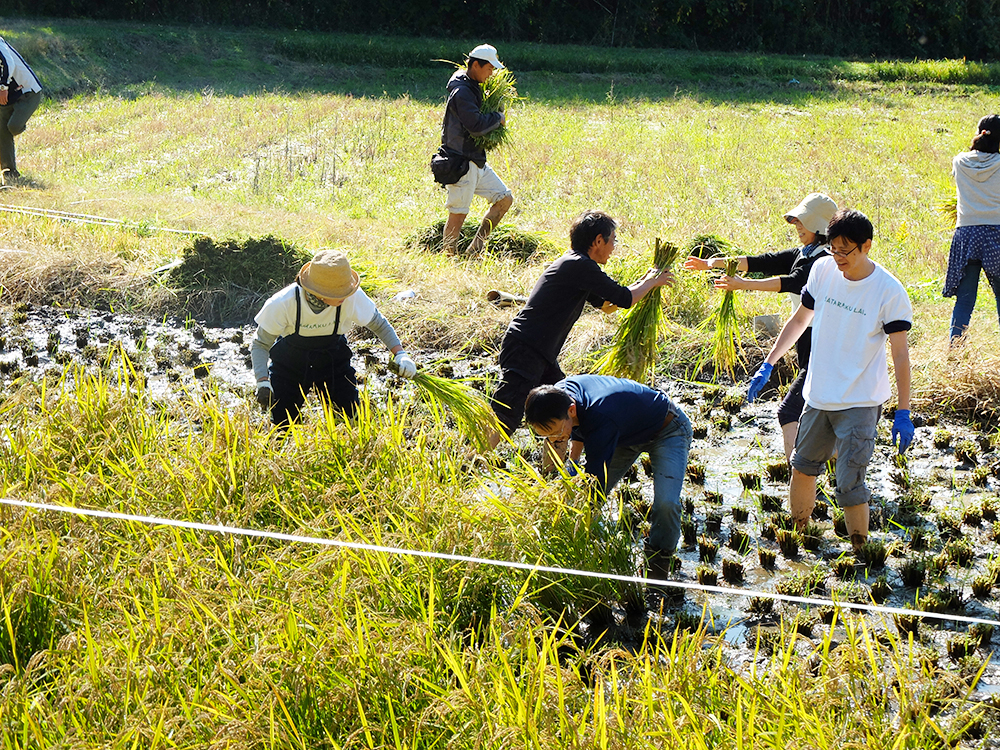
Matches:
[297,249,359,299]
[784,193,838,235]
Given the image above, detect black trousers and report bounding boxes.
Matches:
[269,335,358,426]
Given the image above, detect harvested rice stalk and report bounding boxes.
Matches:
[474,68,519,151]
[597,238,679,383]
[705,257,744,379]
[938,195,958,226]
[392,362,502,451]
[686,233,737,260]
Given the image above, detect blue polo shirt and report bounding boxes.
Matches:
[559,375,673,490]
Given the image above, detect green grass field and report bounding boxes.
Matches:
[1,17,999,748]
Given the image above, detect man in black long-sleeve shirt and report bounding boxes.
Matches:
[488,210,674,452]
[440,44,513,255]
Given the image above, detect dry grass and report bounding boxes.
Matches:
[912,336,1000,420]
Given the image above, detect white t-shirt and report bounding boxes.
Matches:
[255,283,377,338]
[0,37,42,93]
[801,257,912,411]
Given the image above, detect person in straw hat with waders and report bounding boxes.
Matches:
[250,249,417,426]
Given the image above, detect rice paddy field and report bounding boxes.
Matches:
[2,16,1000,748]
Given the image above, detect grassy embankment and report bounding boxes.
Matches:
[0,18,999,747]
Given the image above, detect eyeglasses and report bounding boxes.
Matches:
[829,243,859,259]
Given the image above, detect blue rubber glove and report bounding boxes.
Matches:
[892,409,915,453]
[746,362,773,404]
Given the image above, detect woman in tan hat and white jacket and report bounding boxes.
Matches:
[250,249,417,426]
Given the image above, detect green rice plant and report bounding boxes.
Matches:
[758,546,776,571]
[801,523,823,552]
[686,461,706,484]
[473,68,520,151]
[945,537,974,567]
[857,540,889,568]
[596,238,680,383]
[705,511,724,533]
[760,493,784,513]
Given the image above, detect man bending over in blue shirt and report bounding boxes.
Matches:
[524,375,692,573]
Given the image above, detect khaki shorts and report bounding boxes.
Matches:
[790,404,880,507]
[446,162,511,214]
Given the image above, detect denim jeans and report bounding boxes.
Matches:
[603,410,692,554]
[950,259,1000,339]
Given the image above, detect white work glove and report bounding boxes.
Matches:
[393,351,417,379]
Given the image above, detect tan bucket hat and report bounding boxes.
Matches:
[784,193,838,235]
[297,249,360,299]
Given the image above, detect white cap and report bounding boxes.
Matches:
[468,44,504,70]
[784,193,838,235]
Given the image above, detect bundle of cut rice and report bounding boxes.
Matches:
[938,195,958,227]
[686,233,738,260]
[474,68,519,152]
[597,238,680,383]
[392,363,502,451]
[708,257,744,379]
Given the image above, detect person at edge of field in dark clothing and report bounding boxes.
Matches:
[683,193,838,460]
[486,209,675,463]
[524,375,692,577]
[250,249,417,427]
[0,35,43,187]
[441,43,512,256]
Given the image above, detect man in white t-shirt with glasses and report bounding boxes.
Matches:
[744,208,914,553]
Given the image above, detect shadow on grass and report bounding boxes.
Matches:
[7,17,1000,109]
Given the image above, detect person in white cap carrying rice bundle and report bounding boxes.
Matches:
[251,249,417,426]
[440,43,513,255]
[683,192,838,460]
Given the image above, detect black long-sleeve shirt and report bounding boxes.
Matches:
[504,251,634,364]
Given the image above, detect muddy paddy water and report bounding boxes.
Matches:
[3,303,1000,698]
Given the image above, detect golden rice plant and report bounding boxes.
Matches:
[393,363,503,451]
[596,237,679,383]
[938,194,958,226]
[474,68,519,151]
